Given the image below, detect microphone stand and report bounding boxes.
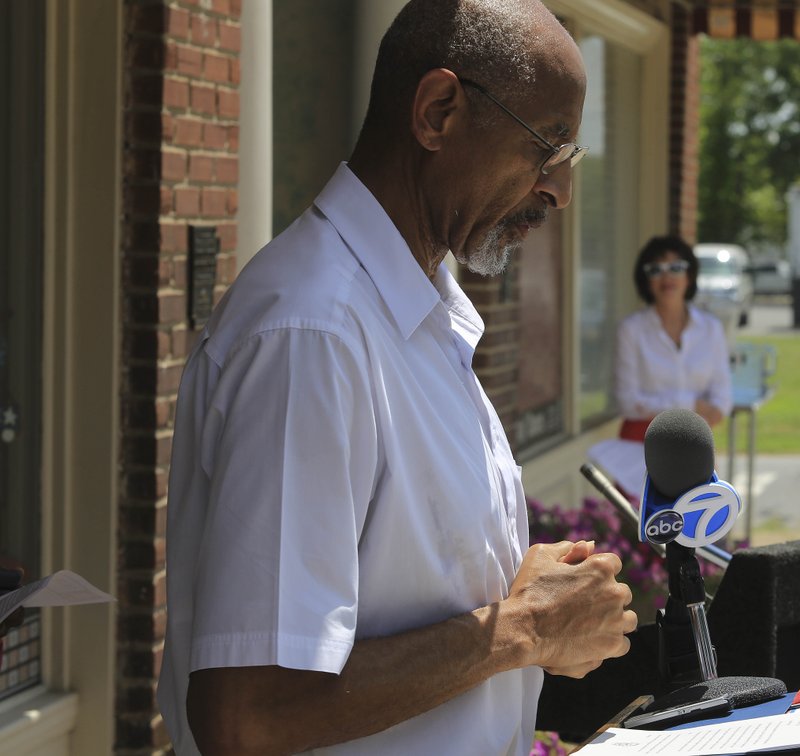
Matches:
[579,462,785,715]
[658,542,717,685]
[649,541,786,713]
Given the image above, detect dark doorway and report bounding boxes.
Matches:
[0,0,45,700]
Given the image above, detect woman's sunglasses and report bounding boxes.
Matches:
[643,260,690,278]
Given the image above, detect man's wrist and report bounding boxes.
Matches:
[471,598,536,673]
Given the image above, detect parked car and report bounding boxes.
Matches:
[750,258,792,296]
[693,243,754,338]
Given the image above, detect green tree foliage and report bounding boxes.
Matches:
[698,37,800,248]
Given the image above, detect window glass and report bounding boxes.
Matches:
[272,0,356,235]
[578,36,642,428]
[515,215,564,449]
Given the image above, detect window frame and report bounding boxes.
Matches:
[518,0,668,499]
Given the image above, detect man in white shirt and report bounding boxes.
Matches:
[158,1,637,754]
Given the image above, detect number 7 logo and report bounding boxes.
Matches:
[673,482,742,548]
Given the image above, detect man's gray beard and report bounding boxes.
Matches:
[455,225,520,277]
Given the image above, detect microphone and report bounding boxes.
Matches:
[579,463,730,570]
[631,409,786,720]
[639,410,741,550]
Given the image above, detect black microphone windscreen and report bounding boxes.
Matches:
[644,409,715,499]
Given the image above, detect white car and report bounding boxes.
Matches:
[693,243,754,337]
[750,258,792,296]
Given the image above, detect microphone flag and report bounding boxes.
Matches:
[639,472,741,549]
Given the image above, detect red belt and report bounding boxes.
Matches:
[619,418,651,443]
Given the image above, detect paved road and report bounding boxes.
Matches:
[726,453,800,543]
[741,299,796,336]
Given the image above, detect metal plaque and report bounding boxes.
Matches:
[188,225,219,328]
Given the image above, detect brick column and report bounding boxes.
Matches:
[119,1,241,752]
[669,3,700,242]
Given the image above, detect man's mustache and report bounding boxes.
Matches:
[502,208,548,228]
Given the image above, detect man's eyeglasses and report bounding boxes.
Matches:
[459,77,588,175]
[643,260,690,278]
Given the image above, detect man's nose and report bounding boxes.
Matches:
[533,163,573,209]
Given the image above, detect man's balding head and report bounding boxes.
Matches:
[360,0,581,140]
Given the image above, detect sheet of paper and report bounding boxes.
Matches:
[578,711,800,755]
[0,570,115,624]
[587,438,646,498]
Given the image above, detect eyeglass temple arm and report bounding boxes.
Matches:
[458,77,559,153]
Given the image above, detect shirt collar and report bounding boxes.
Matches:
[645,304,701,331]
[433,265,485,352]
[314,163,441,341]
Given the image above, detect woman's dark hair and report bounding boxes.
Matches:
[633,235,698,304]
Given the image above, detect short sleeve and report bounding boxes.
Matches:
[189,327,378,675]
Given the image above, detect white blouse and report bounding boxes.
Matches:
[615,305,733,420]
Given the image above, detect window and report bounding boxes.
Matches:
[0,0,45,701]
[272,0,356,235]
[515,215,565,448]
[578,35,642,429]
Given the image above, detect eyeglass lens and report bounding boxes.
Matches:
[541,144,586,175]
[645,260,689,277]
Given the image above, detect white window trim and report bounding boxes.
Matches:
[546,0,664,53]
[0,688,78,755]
[238,0,273,270]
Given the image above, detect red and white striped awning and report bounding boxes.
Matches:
[684,1,800,39]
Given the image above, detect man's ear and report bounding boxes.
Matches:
[410,68,463,152]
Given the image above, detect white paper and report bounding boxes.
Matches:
[587,438,647,499]
[0,570,115,624]
[578,711,800,755]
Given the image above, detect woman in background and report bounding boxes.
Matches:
[615,235,733,442]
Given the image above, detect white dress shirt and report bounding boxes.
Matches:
[615,305,733,420]
[157,163,541,755]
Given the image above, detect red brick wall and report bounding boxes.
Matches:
[120,0,241,752]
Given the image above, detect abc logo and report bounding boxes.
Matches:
[645,510,684,545]
[674,482,741,548]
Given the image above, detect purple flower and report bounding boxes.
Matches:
[531,731,569,756]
